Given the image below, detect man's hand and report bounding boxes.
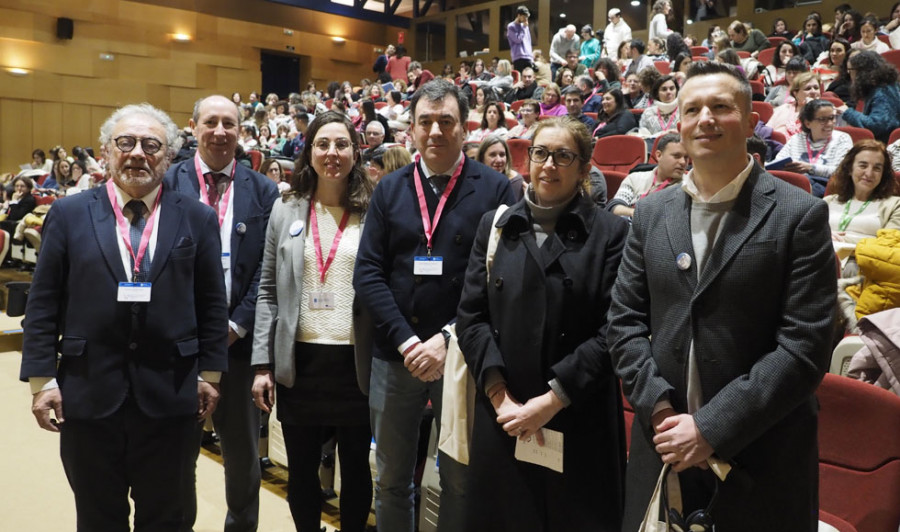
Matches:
[227,328,240,347]
[32,388,64,432]
[252,370,275,413]
[784,161,812,174]
[403,333,447,382]
[197,381,220,421]
[653,413,715,472]
[497,390,564,445]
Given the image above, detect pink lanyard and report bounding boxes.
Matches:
[639,170,672,199]
[193,152,236,227]
[805,135,830,166]
[656,108,678,131]
[105,179,162,278]
[412,154,465,256]
[309,198,350,284]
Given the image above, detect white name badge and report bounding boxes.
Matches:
[413,256,443,276]
[309,291,336,310]
[221,252,231,270]
[118,282,152,302]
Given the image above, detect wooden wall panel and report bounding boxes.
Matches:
[32,102,64,159]
[61,104,92,153]
[1,100,34,171]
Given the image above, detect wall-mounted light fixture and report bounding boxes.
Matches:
[331,36,346,43]
[171,33,192,42]
[7,67,29,76]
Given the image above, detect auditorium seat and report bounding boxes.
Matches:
[769,169,812,193]
[817,373,900,532]
[591,135,646,174]
[509,100,526,113]
[767,36,787,48]
[888,128,900,146]
[757,47,776,67]
[506,138,531,177]
[835,126,875,144]
[600,169,628,198]
[830,335,863,376]
[751,101,774,124]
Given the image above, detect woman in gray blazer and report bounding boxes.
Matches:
[251,111,375,532]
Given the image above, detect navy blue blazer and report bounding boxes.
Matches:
[354,157,515,362]
[20,185,229,420]
[165,159,279,356]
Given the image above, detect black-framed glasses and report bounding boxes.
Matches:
[527,146,581,167]
[114,136,163,155]
[812,115,836,124]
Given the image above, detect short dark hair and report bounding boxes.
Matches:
[772,41,801,69]
[630,39,646,54]
[655,132,682,154]
[746,135,768,162]
[31,149,46,163]
[832,140,896,202]
[651,75,678,101]
[576,75,595,91]
[410,79,468,123]
[684,61,751,114]
[290,111,372,214]
[798,99,834,134]
[562,85,583,98]
[784,56,810,73]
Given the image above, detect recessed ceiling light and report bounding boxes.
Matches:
[559,13,566,18]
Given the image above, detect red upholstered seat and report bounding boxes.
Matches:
[247,150,262,171]
[817,374,900,532]
[591,135,646,174]
[835,126,875,145]
[757,47,776,67]
[769,169,812,193]
[600,169,628,198]
[506,138,531,178]
[751,101,774,124]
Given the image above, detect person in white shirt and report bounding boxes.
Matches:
[604,8,632,58]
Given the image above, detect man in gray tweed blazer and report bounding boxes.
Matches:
[608,61,836,531]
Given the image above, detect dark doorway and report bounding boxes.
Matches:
[261,50,302,99]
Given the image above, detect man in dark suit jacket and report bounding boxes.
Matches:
[21,103,229,530]
[608,62,836,531]
[354,79,515,532]
[165,94,278,532]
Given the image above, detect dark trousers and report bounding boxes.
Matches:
[282,423,373,532]
[513,58,534,73]
[60,399,198,532]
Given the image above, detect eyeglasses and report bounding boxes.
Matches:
[313,139,353,152]
[113,136,163,155]
[527,146,581,167]
[812,115,836,124]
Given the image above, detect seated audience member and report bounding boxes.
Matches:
[473,59,515,101]
[539,83,567,117]
[639,75,680,138]
[30,148,52,173]
[555,67,576,89]
[765,56,809,107]
[819,38,853,105]
[41,158,70,192]
[592,58,622,95]
[508,99,540,139]
[771,17,793,39]
[68,160,94,193]
[624,39,655,77]
[851,17,890,54]
[728,19,771,55]
[282,112,309,159]
[258,124,273,150]
[716,49,747,77]
[607,132,687,218]
[775,99,853,197]
[0,176,37,234]
[623,73,649,110]
[593,88,639,138]
[562,49,588,79]
[673,53,692,86]
[646,37,667,61]
[368,83,386,102]
[793,14,830,63]
[239,124,259,150]
[259,158,291,193]
[836,51,900,144]
[468,86,495,122]
[563,86,597,131]
[763,41,800,87]
[825,140,900,261]
[638,67,663,103]
[366,144,411,184]
[476,134,525,201]
[746,134,769,164]
[364,120,387,153]
[467,101,509,142]
[837,8,863,43]
[768,71,822,139]
[885,2,900,49]
[505,67,538,103]
[577,76,605,114]
[889,137,900,172]
[531,49,553,85]
[379,90,405,121]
